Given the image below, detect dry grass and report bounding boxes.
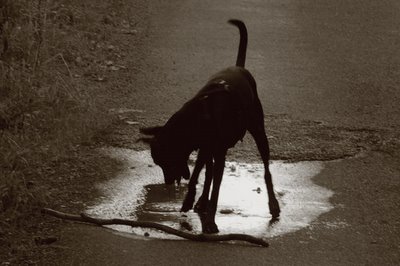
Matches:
[0,0,113,222]
[0,1,144,261]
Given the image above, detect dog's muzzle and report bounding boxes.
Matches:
[163,164,190,185]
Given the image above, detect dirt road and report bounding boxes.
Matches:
[42,0,399,265]
[129,0,400,128]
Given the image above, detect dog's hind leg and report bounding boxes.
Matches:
[249,126,280,217]
[248,101,280,218]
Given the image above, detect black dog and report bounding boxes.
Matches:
[140,19,280,233]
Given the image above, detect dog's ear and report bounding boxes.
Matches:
[140,126,163,136]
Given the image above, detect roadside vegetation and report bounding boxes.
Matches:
[0,0,142,261]
[1,0,103,223]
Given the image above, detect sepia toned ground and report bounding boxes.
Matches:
[1,0,399,264]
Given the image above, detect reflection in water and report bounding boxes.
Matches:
[87,148,334,240]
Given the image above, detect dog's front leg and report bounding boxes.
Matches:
[181,150,207,212]
[201,150,227,234]
[194,157,213,213]
[249,124,280,218]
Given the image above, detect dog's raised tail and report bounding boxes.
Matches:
[228,19,248,68]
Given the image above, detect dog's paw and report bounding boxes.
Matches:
[180,205,192,213]
[269,199,281,218]
[181,198,194,212]
[202,222,219,234]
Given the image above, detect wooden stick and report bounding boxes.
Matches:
[42,208,269,247]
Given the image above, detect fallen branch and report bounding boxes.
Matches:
[42,208,269,247]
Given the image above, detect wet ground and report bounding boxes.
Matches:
[87,149,333,240]
[34,0,400,264]
[56,150,400,265]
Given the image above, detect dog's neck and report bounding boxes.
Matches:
[156,110,201,162]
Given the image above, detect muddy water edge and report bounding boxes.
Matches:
[87,149,334,240]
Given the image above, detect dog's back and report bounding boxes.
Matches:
[205,66,257,103]
[167,20,259,149]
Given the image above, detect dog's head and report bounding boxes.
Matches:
[139,126,190,185]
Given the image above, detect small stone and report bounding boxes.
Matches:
[95,76,106,82]
[102,15,114,25]
[26,181,35,189]
[251,187,262,193]
[34,236,58,245]
[220,209,234,214]
[121,29,137,35]
[125,121,139,125]
[180,221,193,231]
[144,232,150,237]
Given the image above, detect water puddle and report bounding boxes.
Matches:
[87,148,333,240]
